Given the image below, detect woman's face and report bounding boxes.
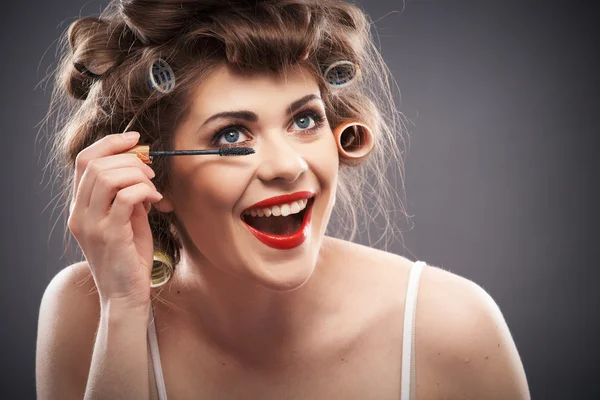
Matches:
[157,64,339,291]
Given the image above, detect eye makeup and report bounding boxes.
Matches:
[206,107,328,148]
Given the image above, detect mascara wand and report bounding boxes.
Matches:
[123,145,255,164]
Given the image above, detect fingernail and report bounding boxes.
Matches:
[144,201,151,214]
[123,131,140,141]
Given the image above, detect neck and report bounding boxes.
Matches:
[156,240,337,366]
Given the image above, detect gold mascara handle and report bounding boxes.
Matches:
[123,145,152,164]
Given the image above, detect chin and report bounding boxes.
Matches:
[224,230,318,293]
[250,256,318,292]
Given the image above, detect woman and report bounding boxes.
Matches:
[36,0,530,399]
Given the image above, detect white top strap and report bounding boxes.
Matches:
[401,261,425,400]
[148,305,168,400]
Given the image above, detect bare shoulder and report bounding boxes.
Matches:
[322,236,415,279]
[36,261,100,399]
[324,238,530,399]
[415,263,531,399]
[320,237,420,313]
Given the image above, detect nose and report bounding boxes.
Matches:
[255,132,308,183]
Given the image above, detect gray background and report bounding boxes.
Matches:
[1,0,598,398]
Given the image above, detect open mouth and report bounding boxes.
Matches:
[241,198,314,237]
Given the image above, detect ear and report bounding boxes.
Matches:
[152,192,175,213]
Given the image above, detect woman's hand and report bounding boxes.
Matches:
[68,131,163,309]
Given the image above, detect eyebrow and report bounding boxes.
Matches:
[197,94,323,131]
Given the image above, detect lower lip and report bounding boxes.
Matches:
[242,199,314,250]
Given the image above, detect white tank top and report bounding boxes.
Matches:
[147,260,426,400]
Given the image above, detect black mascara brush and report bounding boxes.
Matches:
[123,145,254,164]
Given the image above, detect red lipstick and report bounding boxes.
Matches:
[242,197,314,250]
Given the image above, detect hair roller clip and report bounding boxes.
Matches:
[147,58,176,94]
[151,250,173,288]
[333,120,374,166]
[322,60,361,89]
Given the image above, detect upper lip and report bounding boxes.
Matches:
[243,191,315,213]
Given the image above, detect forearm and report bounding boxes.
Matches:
[84,301,150,400]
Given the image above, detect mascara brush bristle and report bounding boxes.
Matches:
[219,147,255,156]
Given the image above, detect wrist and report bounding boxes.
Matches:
[100,295,151,317]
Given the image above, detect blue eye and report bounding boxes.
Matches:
[222,129,239,143]
[292,114,316,130]
[216,128,249,145]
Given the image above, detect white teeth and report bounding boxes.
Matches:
[243,198,311,218]
[290,201,300,214]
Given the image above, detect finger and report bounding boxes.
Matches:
[75,152,155,210]
[108,183,163,225]
[88,167,158,216]
[72,132,142,198]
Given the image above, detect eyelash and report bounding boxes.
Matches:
[207,108,327,148]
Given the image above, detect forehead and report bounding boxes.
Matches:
[186,64,321,118]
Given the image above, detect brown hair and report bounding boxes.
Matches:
[44,0,410,270]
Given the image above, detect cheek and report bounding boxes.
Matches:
[306,134,339,186]
[170,161,252,213]
[168,162,251,257]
